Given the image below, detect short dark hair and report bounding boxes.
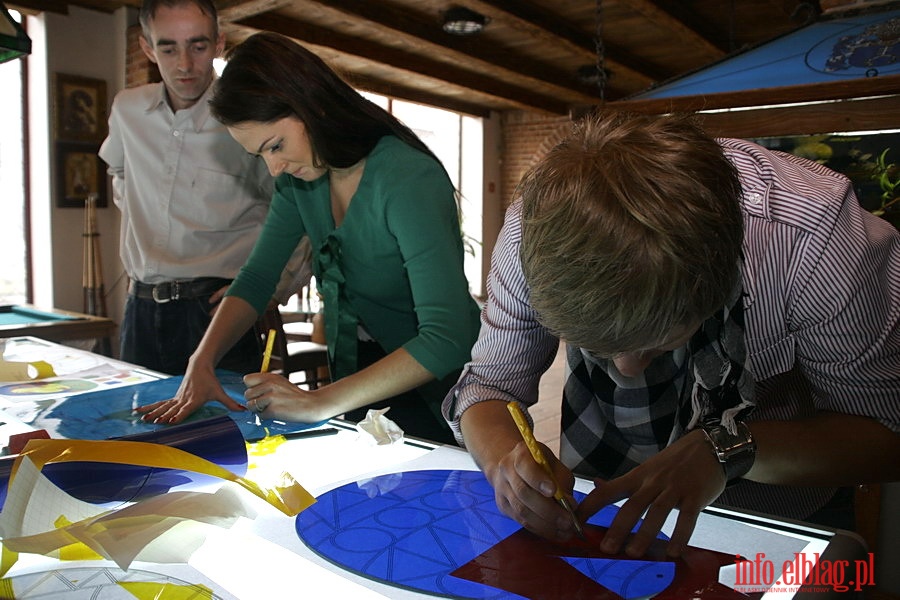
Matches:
[209,31,439,170]
[519,111,744,355]
[139,0,219,40]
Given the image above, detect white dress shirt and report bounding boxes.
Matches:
[99,81,274,286]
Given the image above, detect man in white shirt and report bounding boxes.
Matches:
[100,0,307,374]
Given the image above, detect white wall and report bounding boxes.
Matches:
[28,6,130,344]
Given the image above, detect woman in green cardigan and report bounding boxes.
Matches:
[137,32,480,444]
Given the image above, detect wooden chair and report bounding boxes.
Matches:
[257,308,330,390]
[282,319,314,341]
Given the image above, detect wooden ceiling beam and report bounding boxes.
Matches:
[626,0,726,58]
[608,73,900,114]
[61,0,119,12]
[290,0,607,101]
[236,14,571,114]
[693,95,900,139]
[8,0,70,15]
[466,0,666,84]
[218,0,292,22]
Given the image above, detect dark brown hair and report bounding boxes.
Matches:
[139,0,218,39]
[209,32,441,170]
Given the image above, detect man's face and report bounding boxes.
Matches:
[139,3,224,111]
[587,322,701,378]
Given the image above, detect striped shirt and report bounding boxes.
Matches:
[443,138,900,521]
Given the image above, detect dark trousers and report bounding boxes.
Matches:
[120,293,261,376]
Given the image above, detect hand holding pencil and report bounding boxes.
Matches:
[260,328,276,374]
[507,401,585,539]
[242,329,330,423]
[251,328,277,424]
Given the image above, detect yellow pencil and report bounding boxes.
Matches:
[507,401,585,539]
[260,328,276,373]
[252,328,278,429]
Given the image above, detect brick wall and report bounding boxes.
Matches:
[499,110,573,208]
[125,24,160,88]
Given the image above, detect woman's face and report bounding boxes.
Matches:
[228,117,327,181]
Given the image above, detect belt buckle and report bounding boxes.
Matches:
[151,281,180,303]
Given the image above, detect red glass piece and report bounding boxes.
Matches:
[451,524,763,599]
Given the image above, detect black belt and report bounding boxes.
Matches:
[130,278,232,303]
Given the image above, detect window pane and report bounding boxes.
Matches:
[0,18,27,304]
[360,91,389,110]
[389,99,483,297]
[392,100,461,188]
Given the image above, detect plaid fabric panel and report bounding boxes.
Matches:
[559,288,753,480]
[561,344,688,479]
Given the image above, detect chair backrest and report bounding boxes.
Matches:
[256,308,330,389]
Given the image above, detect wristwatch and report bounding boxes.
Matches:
[698,421,756,483]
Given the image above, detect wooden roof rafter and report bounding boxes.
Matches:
[234,14,571,114]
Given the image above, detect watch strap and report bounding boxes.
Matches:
[721,445,755,483]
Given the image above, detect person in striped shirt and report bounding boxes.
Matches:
[443,111,900,558]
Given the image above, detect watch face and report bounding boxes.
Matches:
[703,424,755,460]
[699,423,756,482]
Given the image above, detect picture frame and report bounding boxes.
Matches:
[55,141,107,209]
[54,73,107,142]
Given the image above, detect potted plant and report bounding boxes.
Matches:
[870,148,900,229]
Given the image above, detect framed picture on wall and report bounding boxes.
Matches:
[55,141,107,209]
[54,73,107,142]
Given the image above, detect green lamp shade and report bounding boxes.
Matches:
[0,3,31,64]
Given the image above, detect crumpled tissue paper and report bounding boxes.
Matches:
[356,407,404,445]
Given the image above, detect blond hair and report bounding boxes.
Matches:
[519,111,743,355]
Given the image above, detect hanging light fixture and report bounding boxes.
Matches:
[442,6,487,36]
[0,3,31,64]
[590,0,608,101]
